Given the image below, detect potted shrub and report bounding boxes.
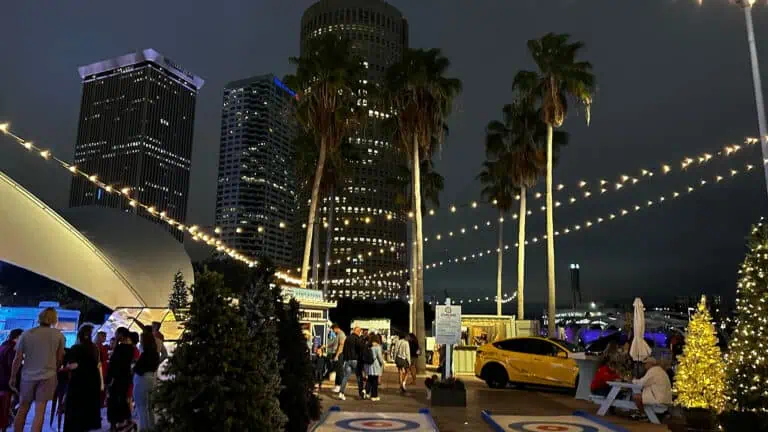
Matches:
[426,375,466,407]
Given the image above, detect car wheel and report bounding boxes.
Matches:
[483,364,508,389]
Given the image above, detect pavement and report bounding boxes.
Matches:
[316,365,672,432]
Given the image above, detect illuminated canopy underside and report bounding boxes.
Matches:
[0,170,194,308]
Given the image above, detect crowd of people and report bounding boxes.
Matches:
[311,325,421,401]
[0,307,166,432]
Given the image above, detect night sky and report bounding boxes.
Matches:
[2,0,768,312]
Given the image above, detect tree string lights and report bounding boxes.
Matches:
[0,122,302,286]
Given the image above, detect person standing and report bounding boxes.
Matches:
[394,334,411,393]
[330,324,346,393]
[10,307,65,432]
[106,327,134,430]
[407,333,420,385]
[150,322,168,366]
[95,331,108,408]
[337,327,364,400]
[0,329,22,431]
[133,327,160,431]
[63,323,102,432]
[365,334,385,402]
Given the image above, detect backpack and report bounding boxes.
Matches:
[361,344,374,365]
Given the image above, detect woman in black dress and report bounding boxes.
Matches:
[63,323,102,432]
[107,327,135,430]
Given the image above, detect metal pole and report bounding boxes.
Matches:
[445,297,453,380]
[743,3,768,193]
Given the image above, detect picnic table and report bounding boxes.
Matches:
[570,353,600,400]
[593,381,666,424]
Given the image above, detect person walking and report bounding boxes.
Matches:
[364,334,385,402]
[133,327,159,431]
[10,307,65,432]
[106,327,135,430]
[0,329,22,431]
[394,334,411,394]
[63,323,102,432]
[330,324,346,393]
[337,327,364,400]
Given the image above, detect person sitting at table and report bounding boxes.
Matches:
[590,357,620,396]
[632,357,672,413]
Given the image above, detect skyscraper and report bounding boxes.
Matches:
[70,49,203,242]
[298,0,409,299]
[214,74,298,268]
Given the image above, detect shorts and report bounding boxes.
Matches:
[20,376,57,403]
[395,358,409,369]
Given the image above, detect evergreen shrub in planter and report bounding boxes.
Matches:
[426,376,466,407]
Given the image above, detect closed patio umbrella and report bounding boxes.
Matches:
[629,297,652,361]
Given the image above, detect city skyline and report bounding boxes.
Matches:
[2,0,768,307]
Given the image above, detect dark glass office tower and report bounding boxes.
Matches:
[214,74,298,268]
[69,49,203,242]
[297,0,409,299]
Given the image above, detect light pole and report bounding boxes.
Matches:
[737,0,768,193]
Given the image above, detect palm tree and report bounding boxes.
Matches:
[514,33,595,336]
[294,132,354,297]
[383,48,461,372]
[477,158,517,316]
[284,34,367,288]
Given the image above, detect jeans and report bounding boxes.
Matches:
[339,360,363,396]
[366,375,379,398]
[133,373,156,431]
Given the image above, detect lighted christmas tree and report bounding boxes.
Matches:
[726,220,768,412]
[672,295,726,412]
[168,270,189,313]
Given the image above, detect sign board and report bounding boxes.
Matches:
[281,286,325,303]
[435,305,462,345]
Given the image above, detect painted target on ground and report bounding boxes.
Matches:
[507,421,601,432]
[334,417,421,431]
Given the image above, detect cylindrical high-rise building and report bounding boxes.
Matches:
[297,0,409,300]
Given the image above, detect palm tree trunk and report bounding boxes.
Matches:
[409,188,416,333]
[311,213,320,288]
[545,124,557,337]
[412,138,426,373]
[517,187,527,321]
[321,187,335,299]
[496,208,503,316]
[301,137,327,288]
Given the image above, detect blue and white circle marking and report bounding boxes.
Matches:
[507,421,600,432]
[334,417,421,431]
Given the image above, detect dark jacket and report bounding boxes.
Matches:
[342,333,364,361]
[133,347,160,376]
[0,340,16,392]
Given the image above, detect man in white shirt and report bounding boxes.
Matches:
[10,307,65,432]
[632,357,672,412]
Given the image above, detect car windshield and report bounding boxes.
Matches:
[553,339,584,353]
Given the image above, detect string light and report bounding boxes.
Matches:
[0,123,302,285]
[345,160,758,284]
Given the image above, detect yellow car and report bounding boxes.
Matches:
[474,337,581,389]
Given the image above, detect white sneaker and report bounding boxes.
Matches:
[371,397,380,401]
[337,392,346,400]
[332,385,340,393]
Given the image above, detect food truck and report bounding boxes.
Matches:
[280,285,336,351]
[0,302,80,347]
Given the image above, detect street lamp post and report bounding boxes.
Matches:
[737,0,768,194]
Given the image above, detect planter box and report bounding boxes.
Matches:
[430,386,467,407]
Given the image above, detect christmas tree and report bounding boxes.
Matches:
[276,298,322,432]
[672,295,726,412]
[726,220,768,412]
[154,270,286,431]
[168,270,189,316]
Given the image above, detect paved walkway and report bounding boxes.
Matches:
[318,365,671,432]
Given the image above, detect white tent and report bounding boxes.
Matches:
[629,297,652,361]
